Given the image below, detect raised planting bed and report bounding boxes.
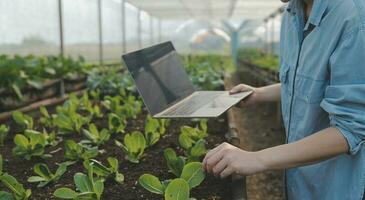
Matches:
[0,92,231,200]
[239,61,279,86]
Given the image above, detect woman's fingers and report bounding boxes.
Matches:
[220,166,235,178]
[203,143,228,170]
[212,157,228,177]
[204,148,225,173]
[229,84,246,94]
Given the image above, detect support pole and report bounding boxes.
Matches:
[121,0,126,53]
[158,18,162,43]
[58,0,64,57]
[150,16,154,45]
[97,0,103,65]
[137,9,142,49]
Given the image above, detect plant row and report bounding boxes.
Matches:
[238,48,279,71]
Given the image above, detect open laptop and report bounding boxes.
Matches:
[122,41,252,118]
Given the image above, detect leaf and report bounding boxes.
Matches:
[0,155,3,175]
[189,139,207,158]
[93,179,104,199]
[180,162,205,189]
[145,131,160,147]
[55,163,68,178]
[54,188,78,199]
[107,157,119,172]
[164,178,190,200]
[0,173,26,197]
[27,176,46,183]
[164,148,185,177]
[13,134,29,147]
[74,173,93,193]
[0,191,13,200]
[11,84,23,100]
[34,163,52,179]
[178,133,195,150]
[138,174,164,195]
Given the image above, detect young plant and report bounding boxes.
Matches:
[81,124,111,146]
[39,106,53,128]
[64,140,99,161]
[12,111,33,131]
[108,113,126,134]
[115,131,146,163]
[54,165,104,200]
[53,112,90,135]
[0,125,9,146]
[27,162,73,188]
[164,148,186,177]
[12,130,51,160]
[0,155,32,200]
[144,115,170,147]
[80,93,103,119]
[139,162,205,200]
[83,157,124,184]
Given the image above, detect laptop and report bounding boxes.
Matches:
[122,41,252,118]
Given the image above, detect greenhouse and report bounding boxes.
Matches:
[1,0,365,200]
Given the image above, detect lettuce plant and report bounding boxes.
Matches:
[53,112,90,135]
[54,165,104,200]
[81,124,110,146]
[12,111,33,131]
[108,113,126,134]
[144,115,170,147]
[27,162,73,187]
[39,106,53,128]
[164,148,186,177]
[12,130,51,160]
[139,162,205,200]
[0,155,32,200]
[83,157,124,184]
[80,93,103,119]
[64,140,99,161]
[115,131,146,163]
[0,125,9,146]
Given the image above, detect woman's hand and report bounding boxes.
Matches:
[202,142,267,178]
[229,83,282,106]
[229,84,260,107]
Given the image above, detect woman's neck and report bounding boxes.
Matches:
[305,0,314,20]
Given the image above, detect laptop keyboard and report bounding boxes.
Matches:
[161,92,221,116]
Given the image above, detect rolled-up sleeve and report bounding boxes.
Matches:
[320,27,365,155]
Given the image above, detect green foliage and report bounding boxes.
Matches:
[80,93,103,119]
[27,162,73,188]
[87,68,135,96]
[0,125,9,146]
[81,124,111,146]
[164,148,185,177]
[184,55,232,90]
[108,113,126,134]
[144,115,170,147]
[178,121,208,162]
[39,106,53,128]
[12,111,33,131]
[115,131,146,163]
[12,130,51,160]
[238,48,279,71]
[0,55,92,100]
[139,162,205,200]
[53,165,104,200]
[64,140,99,162]
[0,156,32,200]
[102,95,142,120]
[83,157,124,184]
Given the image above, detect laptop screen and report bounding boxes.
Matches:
[122,42,194,115]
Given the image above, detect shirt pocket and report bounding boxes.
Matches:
[294,74,327,104]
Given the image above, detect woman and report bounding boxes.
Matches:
[203,0,365,199]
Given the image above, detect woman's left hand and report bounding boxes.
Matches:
[202,142,267,178]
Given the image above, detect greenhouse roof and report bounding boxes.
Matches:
[126,0,285,21]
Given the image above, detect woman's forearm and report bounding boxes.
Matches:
[256,83,281,103]
[257,127,349,170]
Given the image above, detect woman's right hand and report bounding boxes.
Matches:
[229,84,262,107]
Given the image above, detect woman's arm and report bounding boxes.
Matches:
[202,127,349,177]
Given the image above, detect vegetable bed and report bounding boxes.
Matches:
[0,92,230,200]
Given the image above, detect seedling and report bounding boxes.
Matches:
[12,111,33,131]
[144,115,170,147]
[0,155,32,200]
[53,112,90,135]
[80,93,103,119]
[12,130,51,160]
[64,140,99,161]
[83,157,124,184]
[139,162,205,200]
[39,106,53,128]
[54,165,104,200]
[108,113,126,134]
[81,123,110,146]
[0,125,9,146]
[115,131,146,163]
[27,162,73,188]
[164,148,186,177]
[178,122,208,162]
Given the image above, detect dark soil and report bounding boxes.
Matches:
[0,108,231,200]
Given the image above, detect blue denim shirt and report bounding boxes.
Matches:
[280,0,365,199]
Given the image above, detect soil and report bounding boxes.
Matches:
[0,107,231,200]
